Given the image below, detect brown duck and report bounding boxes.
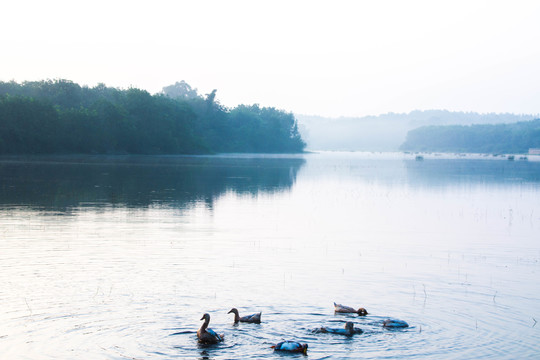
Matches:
[197,313,224,344]
[334,302,368,316]
[227,308,262,324]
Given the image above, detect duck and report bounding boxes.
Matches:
[383,319,409,328]
[227,308,262,324]
[272,341,308,354]
[316,321,362,335]
[197,313,224,344]
[334,302,368,316]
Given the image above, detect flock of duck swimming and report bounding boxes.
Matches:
[197,302,409,354]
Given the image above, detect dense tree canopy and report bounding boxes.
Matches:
[0,79,306,155]
[400,119,540,154]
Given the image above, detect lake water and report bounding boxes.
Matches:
[1,152,539,359]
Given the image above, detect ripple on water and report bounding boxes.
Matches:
[6,298,536,359]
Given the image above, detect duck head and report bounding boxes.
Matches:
[227,308,239,315]
[200,313,210,321]
[357,308,368,316]
[345,322,354,332]
[227,308,241,322]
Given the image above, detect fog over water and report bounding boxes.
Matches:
[1,153,539,359]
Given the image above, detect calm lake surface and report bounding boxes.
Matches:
[1,152,539,359]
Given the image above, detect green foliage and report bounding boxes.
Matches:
[400,119,540,153]
[226,105,305,153]
[0,95,61,153]
[161,80,199,100]
[0,79,306,155]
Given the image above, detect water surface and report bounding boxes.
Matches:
[1,153,539,359]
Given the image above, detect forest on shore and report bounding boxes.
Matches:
[400,119,540,154]
[0,80,306,155]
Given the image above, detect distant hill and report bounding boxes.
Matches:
[296,110,537,151]
[400,119,540,154]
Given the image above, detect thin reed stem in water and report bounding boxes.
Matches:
[24,298,32,315]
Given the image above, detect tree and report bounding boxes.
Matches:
[162,81,199,100]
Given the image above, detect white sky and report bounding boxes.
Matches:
[2,0,540,117]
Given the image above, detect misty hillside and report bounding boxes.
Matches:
[296,110,537,151]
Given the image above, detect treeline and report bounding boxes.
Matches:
[400,119,540,153]
[0,80,306,154]
[296,110,536,151]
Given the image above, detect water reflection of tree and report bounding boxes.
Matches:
[0,156,305,211]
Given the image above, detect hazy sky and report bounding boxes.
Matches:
[3,0,540,117]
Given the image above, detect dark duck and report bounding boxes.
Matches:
[334,302,368,316]
[197,313,224,344]
[316,321,362,335]
[272,341,308,354]
[227,308,262,324]
[383,318,409,328]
